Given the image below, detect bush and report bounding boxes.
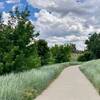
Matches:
[25,55,41,69]
[77,51,93,62]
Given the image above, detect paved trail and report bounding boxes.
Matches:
[35,66,100,100]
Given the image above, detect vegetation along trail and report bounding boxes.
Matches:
[35,65,100,100]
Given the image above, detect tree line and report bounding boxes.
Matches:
[0,7,100,75]
[78,33,100,61]
[0,8,73,75]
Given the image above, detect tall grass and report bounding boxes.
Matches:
[80,59,100,93]
[0,62,80,100]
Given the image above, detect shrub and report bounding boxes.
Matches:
[77,51,93,62]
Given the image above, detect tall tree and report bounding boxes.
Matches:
[51,45,71,63]
[0,7,40,74]
[85,33,100,59]
[70,44,77,53]
[36,39,50,65]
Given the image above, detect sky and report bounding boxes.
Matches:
[0,0,100,50]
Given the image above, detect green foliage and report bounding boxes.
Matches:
[51,45,72,63]
[80,59,100,93]
[0,7,40,74]
[36,39,50,65]
[77,51,93,62]
[0,7,76,75]
[85,33,100,59]
[47,51,55,64]
[25,45,41,69]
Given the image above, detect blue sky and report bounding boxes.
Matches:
[0,0,100,50]
[0,0,39,20]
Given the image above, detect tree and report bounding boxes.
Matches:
[25,44,41,69]
[51,45,72,63]
[36,39,50,65]
[0,7,40,74]
[50,44,59,60]
[85,33,100,59]
[70,44,77,53]
[47,51,55,64]
[77,51,93,62]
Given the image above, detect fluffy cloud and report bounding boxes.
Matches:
[46,35,88,50]
[34,9,90,38]
[2,12,10,25]
[27,0,100,19]
[2,12,17,27]
[27,0,100,50]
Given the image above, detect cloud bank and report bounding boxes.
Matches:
[27,0,100,50]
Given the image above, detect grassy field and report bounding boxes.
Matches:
[0,62,80,100]
[80,59,100,93]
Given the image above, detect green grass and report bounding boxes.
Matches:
[80,59,100,93]
[0,62,80,100]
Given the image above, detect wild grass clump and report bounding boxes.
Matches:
[80,59,100,93]
[0,62,80,100]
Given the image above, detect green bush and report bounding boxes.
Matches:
[77,51,93,62]
[25,46,41,69]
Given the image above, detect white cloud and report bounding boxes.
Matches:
[2,12,17,27]
[6,0,20,4]
[27,0,100,50]
[2,12,10,25]
[34,9,88,37]
[27,0,55,9]
[46,35,87,50]
[27,0,100,17]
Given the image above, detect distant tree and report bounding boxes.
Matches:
[47,51,55,64]
[77,51,93,62]
[70,44,77,53]
[51,45,71,63]
[85,33,100,59]
[36,39,50,65]
[0,7,40,74]
[50,44,59,60]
